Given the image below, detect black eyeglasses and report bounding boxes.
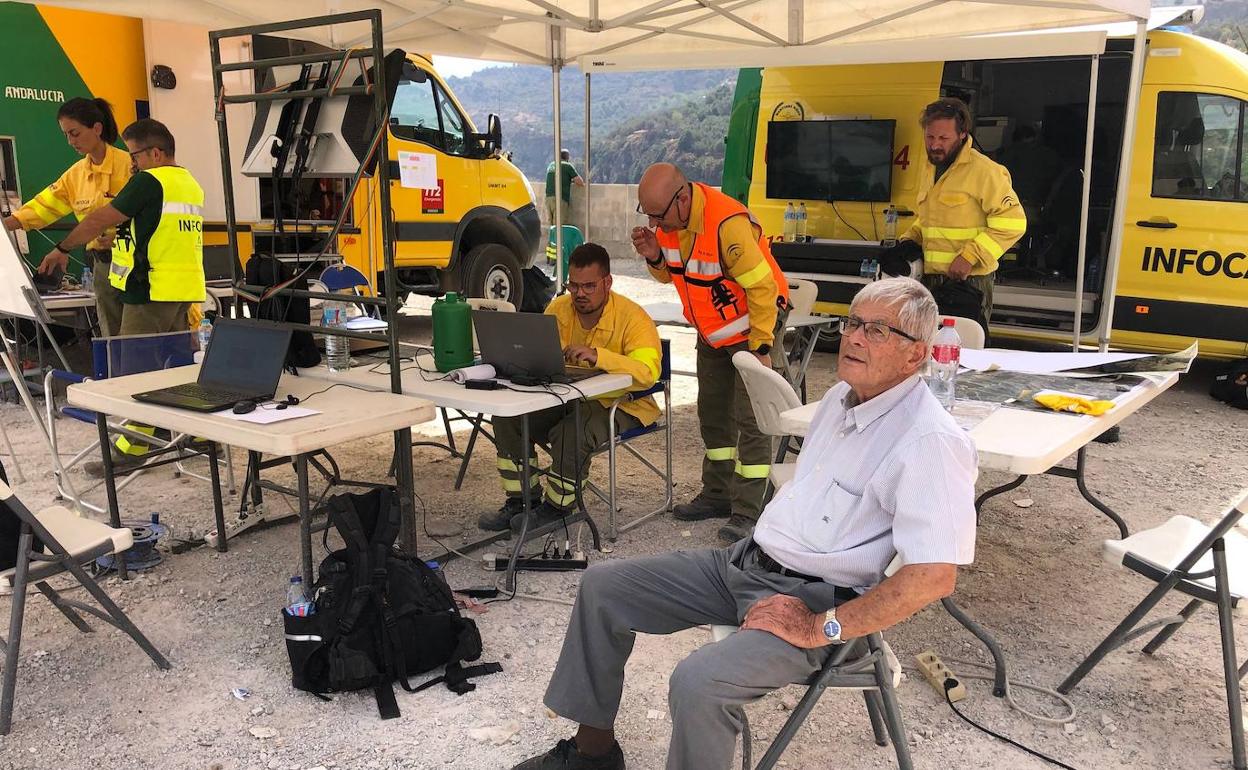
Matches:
[128,146,155,160]
[636,185,685,220]
[839,315,919,344]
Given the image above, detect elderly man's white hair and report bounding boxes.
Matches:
[849,277,939,342]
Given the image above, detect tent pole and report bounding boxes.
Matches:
[584,71,592,243]
[1072,53,1099,351]
[550,21,565,289]
[1097,21,1147,353]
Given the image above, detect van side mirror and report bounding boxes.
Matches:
[474,114,503,157]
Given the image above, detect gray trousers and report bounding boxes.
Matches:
[543,539,851,770]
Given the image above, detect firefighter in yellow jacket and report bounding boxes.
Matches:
[3,98,131,335]
[478,243,663,534]
[881,98,1026,326]
[633,162,790,545]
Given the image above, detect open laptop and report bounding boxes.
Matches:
[132,318,293,412]
[472,310,603,383]
[202,246,237,288]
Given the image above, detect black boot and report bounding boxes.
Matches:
[672,491,731,521]
[717,514,755,545]
[478,495,534,531]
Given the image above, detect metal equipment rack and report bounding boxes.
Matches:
[208,10,419,551]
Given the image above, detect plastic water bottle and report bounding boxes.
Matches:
[860,259,878,279]
[197,317,213,353]
[782,202,796,242]
[928,318,961,411]
[883,204,898,247]
[322,301,350,373]
[286,575,314,617]
[796,202,808,242]
[81,266,94,294]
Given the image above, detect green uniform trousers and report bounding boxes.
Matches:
[494,400,641,511]
[695,309,787,521]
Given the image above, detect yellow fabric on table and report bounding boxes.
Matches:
[1033,390,1115,416]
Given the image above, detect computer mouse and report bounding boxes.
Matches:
[232,400,257,415]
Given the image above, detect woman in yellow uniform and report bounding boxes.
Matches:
[2,97,131,336]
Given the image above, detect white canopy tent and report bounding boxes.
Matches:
[24,0,1163,349]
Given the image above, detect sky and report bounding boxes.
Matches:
[432,55,513,79]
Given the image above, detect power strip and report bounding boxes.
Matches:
[482,552,588,572]
[915,651,967,703]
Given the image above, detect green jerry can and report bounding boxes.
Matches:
[432,292,474,373]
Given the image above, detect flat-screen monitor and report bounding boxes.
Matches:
[766,119,895,203]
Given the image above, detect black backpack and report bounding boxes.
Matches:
[244,254,321,369]
[282,487,498,718]
[1210,358,1248,410]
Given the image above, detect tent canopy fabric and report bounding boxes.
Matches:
[21,1,1151,67]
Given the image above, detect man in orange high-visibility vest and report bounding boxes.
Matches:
[632,163,790,544]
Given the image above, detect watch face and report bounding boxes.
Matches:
[823,618,842,641]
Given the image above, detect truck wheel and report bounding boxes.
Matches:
[463,243,524,308]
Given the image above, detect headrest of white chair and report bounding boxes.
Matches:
[0,479,11,501]
[731,351,803,435]
[883,553,903,578]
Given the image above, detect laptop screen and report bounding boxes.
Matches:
[198,319,291,392]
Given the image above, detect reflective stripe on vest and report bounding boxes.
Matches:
[653,183,788,348]
[108,166,206,302]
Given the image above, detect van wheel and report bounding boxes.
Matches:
[463,243,524,308]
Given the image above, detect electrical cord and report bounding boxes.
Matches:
[943,657,1077,726]
[831,201,868,241]
[942,678,1079,770]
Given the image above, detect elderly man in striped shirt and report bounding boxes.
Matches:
[513,277,979,770]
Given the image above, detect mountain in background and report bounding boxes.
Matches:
[445,66,736,184]
[443,1,1248,187]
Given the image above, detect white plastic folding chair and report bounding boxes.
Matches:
[731,351,803,491]
[0,479,170,734]
[938,315,985,349]
[1059,489,1248,770]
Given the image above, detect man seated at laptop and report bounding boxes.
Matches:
[509,278,978,770]
[479,243,663,532]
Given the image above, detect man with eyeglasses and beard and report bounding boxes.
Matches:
[477,243,663,534]
[879,98,1025,331]
[631,162,790,545]
[509,277,977,770]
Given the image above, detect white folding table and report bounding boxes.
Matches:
[780,371,1180,537]
[644,301,836,401]
[68,365,434,582]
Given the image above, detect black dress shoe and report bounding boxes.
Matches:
[512,738,625,770]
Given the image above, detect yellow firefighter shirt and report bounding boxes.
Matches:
[645,184,782,349]
[13,144,132,251]
[546,291,663,427]
[901,139,1027,276]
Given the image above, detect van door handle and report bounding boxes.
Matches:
[1136,219,1177,229]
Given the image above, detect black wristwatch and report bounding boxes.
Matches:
[754,344,771,356]
[645,255,664,268]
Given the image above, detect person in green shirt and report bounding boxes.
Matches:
[544,148,584,222]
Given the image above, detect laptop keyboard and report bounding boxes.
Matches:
[160,382,258,403]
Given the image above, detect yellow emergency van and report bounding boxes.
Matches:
[723,28,1248,358]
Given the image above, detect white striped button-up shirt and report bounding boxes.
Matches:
[753,374,978,592]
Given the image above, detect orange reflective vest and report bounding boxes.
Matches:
[654,183,789,348]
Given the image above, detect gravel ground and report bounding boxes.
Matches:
[0,250,1243,770]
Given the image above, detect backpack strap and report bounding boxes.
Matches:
[406,661,503,696]
[327,497,375,635]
